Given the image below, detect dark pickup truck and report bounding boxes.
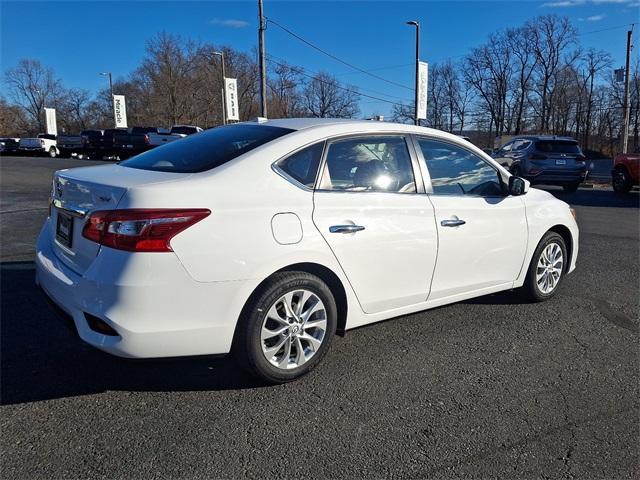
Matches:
[83,128,152,160]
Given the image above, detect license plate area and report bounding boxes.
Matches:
[56,211,74,248]
[555,159,567,165]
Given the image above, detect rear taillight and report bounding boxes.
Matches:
[529,153,547,160]
[82,209,210,252]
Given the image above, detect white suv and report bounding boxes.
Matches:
[36,119,579,383]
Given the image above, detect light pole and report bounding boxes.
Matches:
[406,21,420,126]
[100,72,114,127]
[212,51,227,125]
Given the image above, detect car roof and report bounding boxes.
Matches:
[512,135,577,142]
[240,117,463,138]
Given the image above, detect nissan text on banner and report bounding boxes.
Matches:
[45,108,57,135]
[113,95,128,128]
[417,62,428,120]
[224,78,240,121]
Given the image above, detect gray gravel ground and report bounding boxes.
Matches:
[1,156,638,479]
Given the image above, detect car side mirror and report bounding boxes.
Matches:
[508,176,527,196]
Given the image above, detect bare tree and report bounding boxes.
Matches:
[4,59,63,132]
[268,60,304,118]
[529,15,577,132]
[302,72,359,118]
[506,25,538,134]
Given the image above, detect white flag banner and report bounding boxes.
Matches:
[417,61,428,120]
[113,95,128,128]
[224,78,239,121]
[45,108,57,135]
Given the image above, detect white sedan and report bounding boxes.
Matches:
[36,118,579,383]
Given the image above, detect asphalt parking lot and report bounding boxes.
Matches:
[1,155,638,479]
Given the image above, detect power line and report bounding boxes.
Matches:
[578,23,635,36]
[266,17,415,92]
[266,54,407,108]
[268,53,413,103]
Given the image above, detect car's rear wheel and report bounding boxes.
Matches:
[522,232,567,302]
[235,271,337,383]
[562,182,579,193]
[48,147,57,158]
[612,167,632,194]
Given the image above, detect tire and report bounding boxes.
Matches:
[234,271,337,384]
[48,147,57,158]
[522,231,567,302]
[612,167,632,194]
[562,182,579,193]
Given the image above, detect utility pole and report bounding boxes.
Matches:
[212,51,227,125]
[100,72,115,127]
[407,21,420,126]
[258,0,268,118]
[621,26,634,154]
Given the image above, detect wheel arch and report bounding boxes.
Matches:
[235,262,349,340]
[547,224,573,273]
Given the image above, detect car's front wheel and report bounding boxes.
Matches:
[523,232,567,302]
[235,271,337,383]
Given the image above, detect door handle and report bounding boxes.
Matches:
[441,218,466,227]
[329,225,365,234]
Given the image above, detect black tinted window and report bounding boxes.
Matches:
[418,138,504,196]
[535,140,581,154]
[122,124,294,173]
[276,143,324,188]
[171,126,198,135]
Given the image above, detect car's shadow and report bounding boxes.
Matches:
[1,263,267,405]
[540,186,639,208]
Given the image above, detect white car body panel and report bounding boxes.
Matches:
[35,119,579,359]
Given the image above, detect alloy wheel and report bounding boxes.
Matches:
[536,242,564,294]
[260,289,327,370]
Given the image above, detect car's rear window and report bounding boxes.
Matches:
[121,124,294,173]
[536,140,581,154]
[171,126,198,135]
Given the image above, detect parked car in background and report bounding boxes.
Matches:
[57,133,84,158]
[19,134,59,157]
[612,151,640,194]
[36,119,579,384]
[84,128,151,160]
[0,138,20,155]
[147,125,203,147]
[493,135,587,193]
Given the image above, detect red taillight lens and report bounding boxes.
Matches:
[82,209,210,252]
[529,153,547,160]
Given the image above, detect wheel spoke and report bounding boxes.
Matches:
[304,318,327,331]
[301,300,325,323]
[299,332,323,351]
[296,290,312,317]
[267,303,289,326]
[261,325,288,341]
[294,337,307,367]
[264,336,288,358]
[277,337,292,368]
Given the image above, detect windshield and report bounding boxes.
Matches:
[121,124,294,173]
[535,140,581,154]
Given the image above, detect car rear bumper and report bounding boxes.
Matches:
[35,219,241,358]
[525,169,587,185]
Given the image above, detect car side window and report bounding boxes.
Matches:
[497,142,513,155]
[418,138,505,197]
[276,142,324,188]
[319,136,416,193]
[514,140,531,151]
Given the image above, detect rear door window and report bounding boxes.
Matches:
[121,124,294,173]
[275,142,324,188]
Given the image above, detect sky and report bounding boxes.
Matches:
[1,0,638,119]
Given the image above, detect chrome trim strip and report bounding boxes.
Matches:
[51,198,88,218]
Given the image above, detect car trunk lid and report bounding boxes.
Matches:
[50,164,191,275]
